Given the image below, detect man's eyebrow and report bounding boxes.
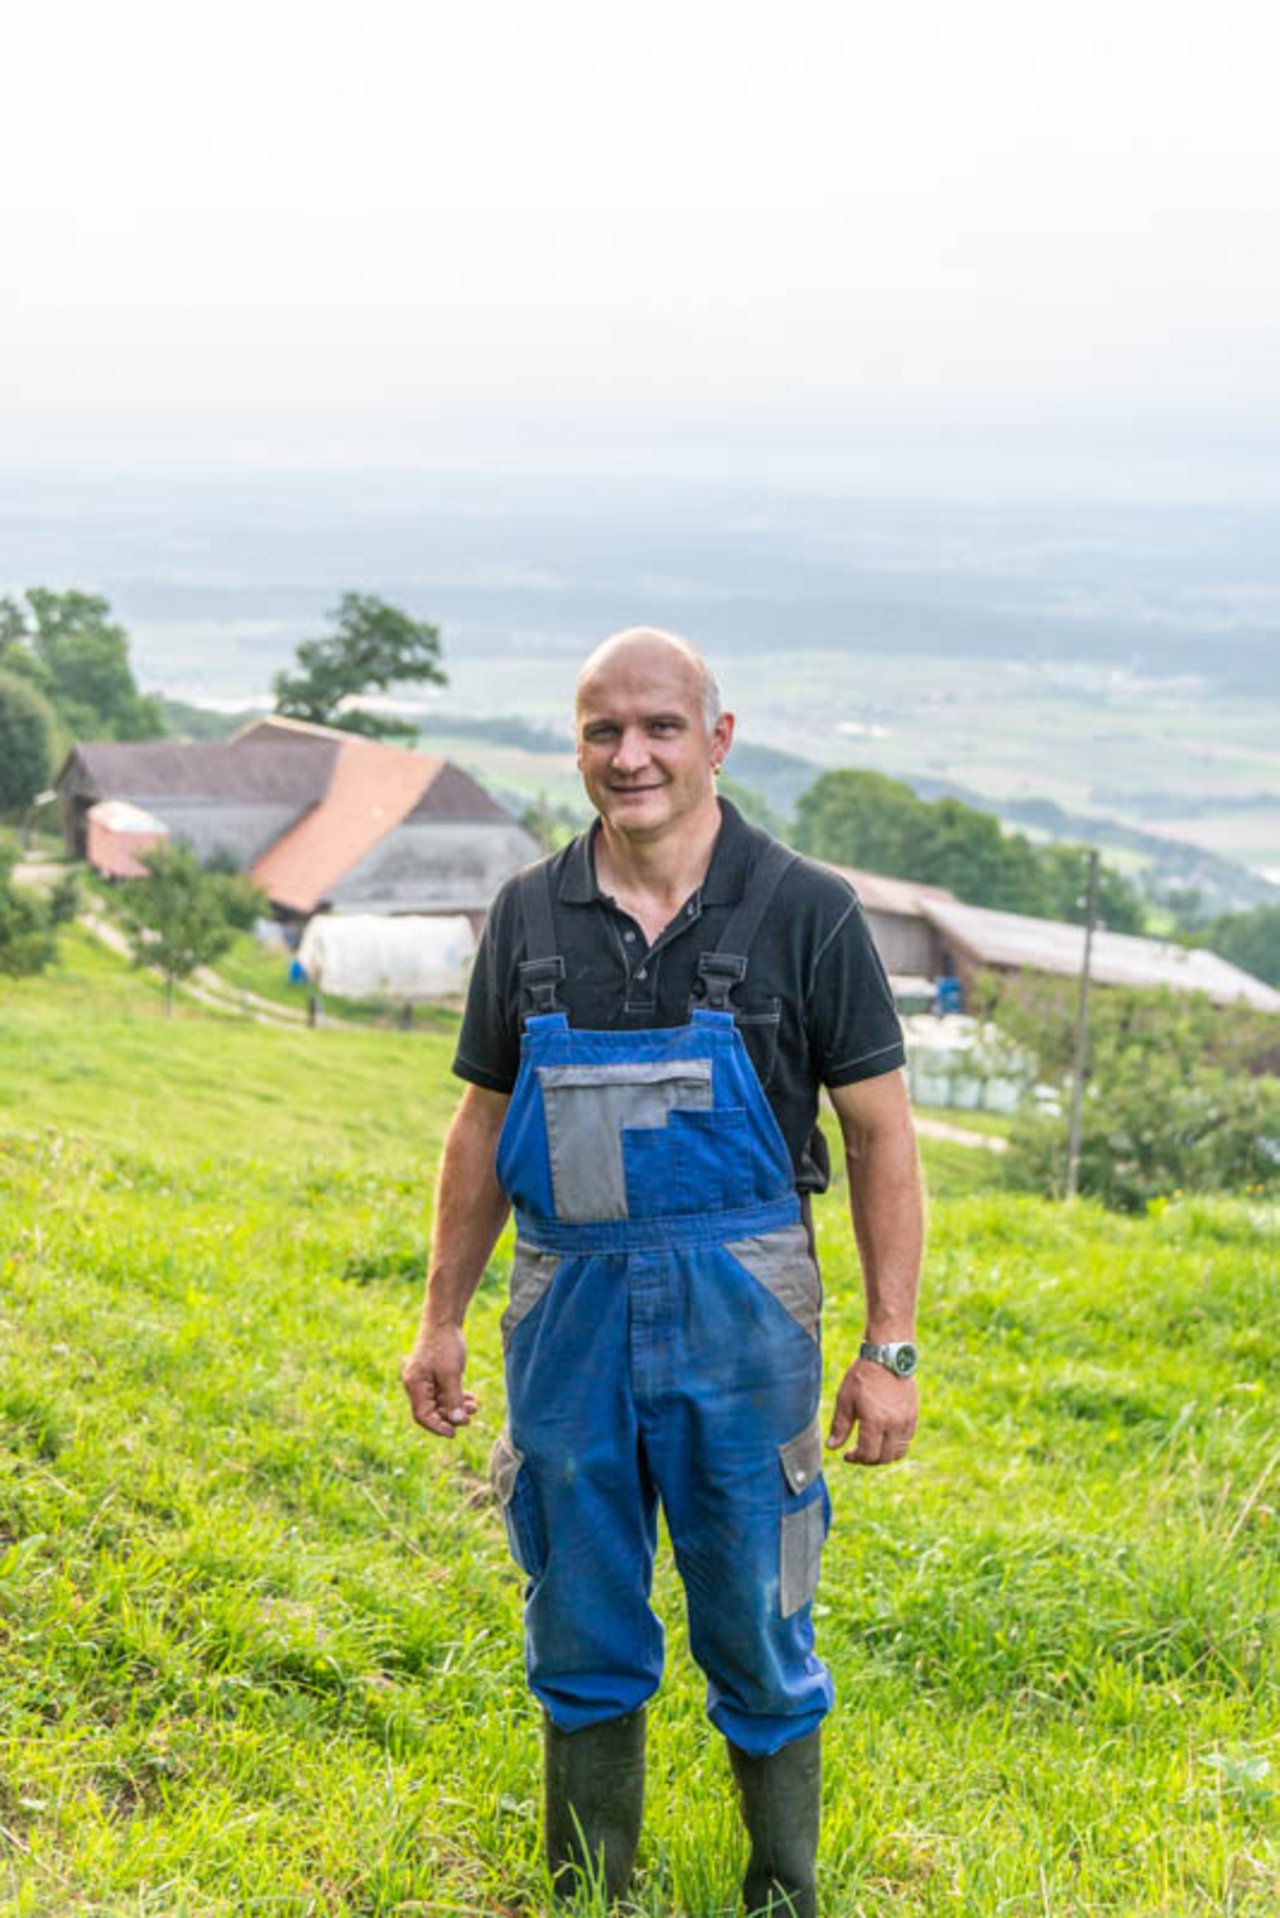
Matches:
[579,710,689,729]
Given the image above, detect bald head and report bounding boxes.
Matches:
[576,627,722,729]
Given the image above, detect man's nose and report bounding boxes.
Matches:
[611,728,651,773]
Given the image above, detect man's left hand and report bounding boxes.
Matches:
[826,1356,918,1467]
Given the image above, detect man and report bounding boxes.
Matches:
[403,628,922,1916]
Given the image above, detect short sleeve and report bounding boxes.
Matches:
[805,897,906,1087]
[452,884,522,1093]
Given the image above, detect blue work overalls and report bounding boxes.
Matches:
[489,843,834,1759]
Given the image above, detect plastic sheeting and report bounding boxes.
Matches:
[297,913,477,1002]
[900,1013,1031,1115]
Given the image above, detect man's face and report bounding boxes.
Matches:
[575,644,733,843]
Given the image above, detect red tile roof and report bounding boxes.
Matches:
[249,735,446,913]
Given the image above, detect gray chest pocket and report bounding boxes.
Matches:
[687,996,781,1089]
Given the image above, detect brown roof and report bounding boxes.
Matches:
[406,760,513,824]
[822,863,958,916]
[249,736,445,913]
[66,735,339,803]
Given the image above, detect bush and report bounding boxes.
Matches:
[982,970,1280,1209]
[0,844,59,977]
[1004,1057,1280,1211]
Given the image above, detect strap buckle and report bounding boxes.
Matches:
[696,951,747,1011]
[519,955,566,1015]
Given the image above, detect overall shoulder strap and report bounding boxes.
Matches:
[516,862,566,1016]
[697,838,796,1011]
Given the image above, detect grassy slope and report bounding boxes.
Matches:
[0,939,1276,1916]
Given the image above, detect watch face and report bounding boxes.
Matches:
[892,1344,918,1377]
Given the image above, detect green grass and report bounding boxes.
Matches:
[1,938,1277,1914]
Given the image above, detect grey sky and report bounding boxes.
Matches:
[5,0,1280,478]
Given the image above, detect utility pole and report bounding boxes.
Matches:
[1065,848,1100,1200]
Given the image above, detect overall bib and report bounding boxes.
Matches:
[490,843,834,1759]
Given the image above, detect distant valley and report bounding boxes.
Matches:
[5,461,1279,906]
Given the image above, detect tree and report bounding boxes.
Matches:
[792,767,1147,926]
[0,671,58,813]
[521,793,588,855]
[0,589,166,742]
[272,593,446,744]
[1035,843,1146,934]
[793,769,920,874]
[123,843,263,1015]
[1193,903,1280,989]
[718,774,785,838]
[0,845,59,978]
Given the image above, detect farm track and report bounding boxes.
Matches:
[78,910,364,1032]
[912,1115,1008,1153]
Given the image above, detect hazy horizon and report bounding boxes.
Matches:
[7,2,1280,482]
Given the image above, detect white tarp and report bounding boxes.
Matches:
[298,913,477,1002]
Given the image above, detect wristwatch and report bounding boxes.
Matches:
[859,1340,918,1379]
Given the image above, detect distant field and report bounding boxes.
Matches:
[1,938,1276,1913]
[430,649,1280,880]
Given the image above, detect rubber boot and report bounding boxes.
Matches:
[544,1706,646,1907]
[727,1729,821,1918]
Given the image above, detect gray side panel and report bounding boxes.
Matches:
[724,1225,823,1341]
[538,1060,713,1222]
[501,1242,561,1346]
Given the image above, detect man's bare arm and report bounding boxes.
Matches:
[824,1068,924,1467]
[401,1084,511,1439]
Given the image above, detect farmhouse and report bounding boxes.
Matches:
[56,716,539,926]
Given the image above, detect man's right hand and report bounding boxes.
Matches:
[401,1323,479,1438]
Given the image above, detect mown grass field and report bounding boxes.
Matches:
[1,934,1277,1915]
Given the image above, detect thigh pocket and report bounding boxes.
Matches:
[489,1428,547,1577]
[779,1415,828,1619]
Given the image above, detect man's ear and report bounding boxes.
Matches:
[712,711,736,766]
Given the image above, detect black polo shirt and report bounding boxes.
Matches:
[453,799,906,1194]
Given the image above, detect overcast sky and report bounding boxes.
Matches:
[5,0,1280,485]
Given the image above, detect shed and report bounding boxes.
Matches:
[85,800,170,879]
[820,863,956,980]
